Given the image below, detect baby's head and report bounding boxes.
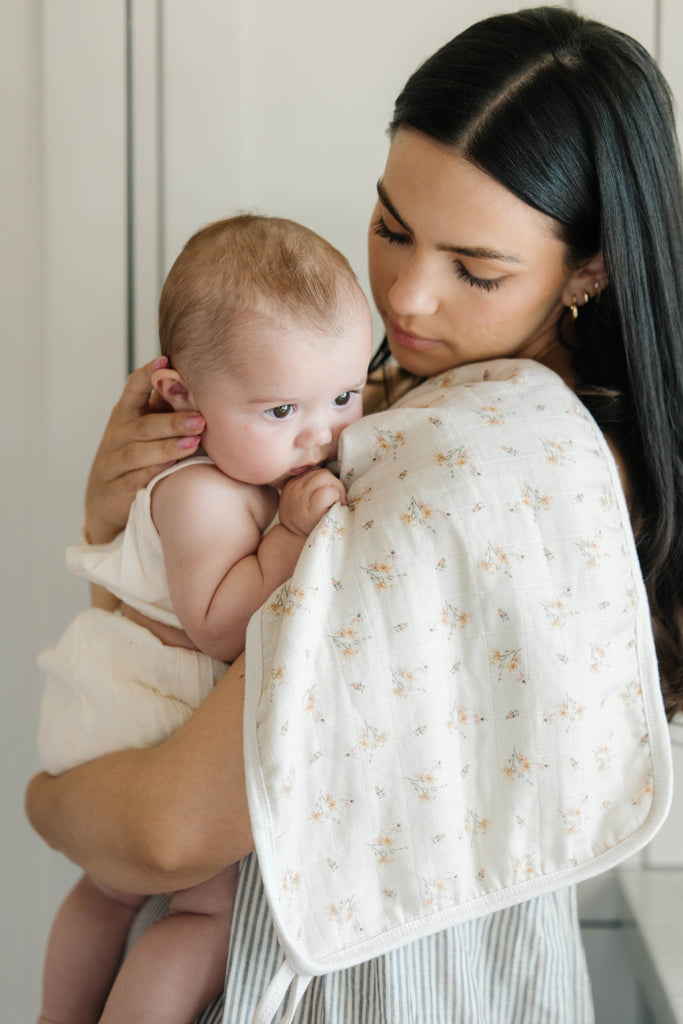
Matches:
[153,215,373,487]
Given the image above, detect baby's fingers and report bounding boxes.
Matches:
[308,480,346,519]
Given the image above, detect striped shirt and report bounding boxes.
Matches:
[165,852,594,1023]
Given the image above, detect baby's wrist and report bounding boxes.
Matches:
[277,515,309,539]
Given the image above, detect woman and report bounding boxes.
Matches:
[27,7,683,1022]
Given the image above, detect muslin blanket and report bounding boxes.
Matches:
[241,359,672,1024]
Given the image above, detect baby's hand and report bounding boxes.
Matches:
[279,468,346,537]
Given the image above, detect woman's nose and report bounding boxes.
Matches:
[387,258,439,317]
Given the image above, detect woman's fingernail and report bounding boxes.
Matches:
[152,356,167,371]
[178,435,200,450]
[184,415,205,430]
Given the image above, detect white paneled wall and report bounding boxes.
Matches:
[660,1,683,142]
[3,4,130,1019]
[577,0,657,51]
[2,2,681,1020]
[1,0,45,1012]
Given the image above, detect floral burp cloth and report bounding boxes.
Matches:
[241,359,672,1024]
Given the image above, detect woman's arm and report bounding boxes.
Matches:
[26,654,253,894]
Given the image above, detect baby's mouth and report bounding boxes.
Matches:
[288,462,322,477]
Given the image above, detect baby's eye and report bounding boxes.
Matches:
[334,392,351,407]
[266,404,295,419]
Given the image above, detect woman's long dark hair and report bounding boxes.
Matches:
[385,6,683,717]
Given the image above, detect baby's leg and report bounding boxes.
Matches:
[39,873,146,1024]
[99,864,238,1024]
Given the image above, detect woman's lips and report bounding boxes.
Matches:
[389,321,441,352]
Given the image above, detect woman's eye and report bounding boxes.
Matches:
[266,404,295,419]
[334,392,351,407]
[372,216,411,246]
[454,262,501,292]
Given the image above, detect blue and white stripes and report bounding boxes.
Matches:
[190,853,594,1023]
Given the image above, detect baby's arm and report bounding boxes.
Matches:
[248,466,346,612]
[152,464,279,661]
[153,465,343,662]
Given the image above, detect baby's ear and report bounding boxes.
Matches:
[151,367,197,411]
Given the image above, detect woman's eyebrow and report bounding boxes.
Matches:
[437,242,524,265]
[376,179,524,265]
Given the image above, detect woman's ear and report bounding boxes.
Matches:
[562,253,609,312]
[150,367,197,411]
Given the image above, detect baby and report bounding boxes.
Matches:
[37,214,373,1023]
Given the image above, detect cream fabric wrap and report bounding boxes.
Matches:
[241,359,672,1024]
[66,455,216,630]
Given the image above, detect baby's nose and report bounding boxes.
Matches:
[297,418,333,449]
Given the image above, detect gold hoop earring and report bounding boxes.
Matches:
[570,296,579,320]
[583,291,590,305]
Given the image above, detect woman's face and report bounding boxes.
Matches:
[368,129,579,378]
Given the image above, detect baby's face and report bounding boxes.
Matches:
[192,299,373,488]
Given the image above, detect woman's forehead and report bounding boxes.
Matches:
[380,129,563,256]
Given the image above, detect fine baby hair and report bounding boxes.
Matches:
[159,213,364,387]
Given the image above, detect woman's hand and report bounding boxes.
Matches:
[83,357,206,545]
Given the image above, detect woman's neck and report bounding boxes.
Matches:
[518,333,580,390]
[367,332,581,415]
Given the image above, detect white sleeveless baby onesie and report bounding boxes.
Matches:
[38,457,227,774]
